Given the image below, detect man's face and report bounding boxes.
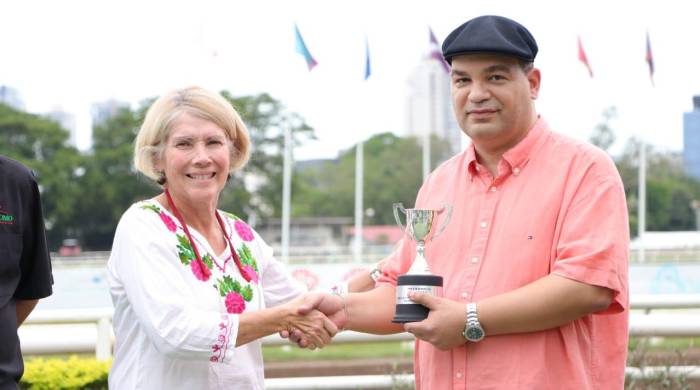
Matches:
[450,54,540,151]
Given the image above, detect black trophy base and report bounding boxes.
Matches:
[392,274,443,323]
[393,303,429,323]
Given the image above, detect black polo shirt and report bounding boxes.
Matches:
[0,156,53,389]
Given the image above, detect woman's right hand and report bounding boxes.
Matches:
[281,294,339,350]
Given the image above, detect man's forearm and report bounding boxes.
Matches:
[478,274,614,336]
[16,299,39,327]
[345,285,405,334]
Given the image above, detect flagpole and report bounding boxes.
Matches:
[281,126,292,263]
[638,137,646,263]
[354,141,363,263]
[424,69,435,182]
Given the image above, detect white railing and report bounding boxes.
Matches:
[21,294,700,359]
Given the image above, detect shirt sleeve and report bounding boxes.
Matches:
[108,208,236,362]
[14,170,53,300]
[551,172,630,315]
[254,231,305,307]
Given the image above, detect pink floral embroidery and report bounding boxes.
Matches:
[243,265,258,284]
[159,212,177,232]
[234,220,254,241]
[225,291,246,314]
[211,315,231,363]
[191,259,212,281]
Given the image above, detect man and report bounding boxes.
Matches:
[0,156,53,390]
[295,15,629,390]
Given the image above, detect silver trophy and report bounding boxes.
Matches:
[392,203,452,323]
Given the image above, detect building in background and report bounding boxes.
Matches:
[0,85,25,111]
[91,99,129,127]
[46,108,78,148]
[404,59,463,157]
[683,95,700,180]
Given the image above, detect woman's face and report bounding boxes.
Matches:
[156,112,231,206]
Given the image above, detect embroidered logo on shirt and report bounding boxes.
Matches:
[527,235,533,240]
[0,203,14,225]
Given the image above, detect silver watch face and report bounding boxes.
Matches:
[465,325,485,341]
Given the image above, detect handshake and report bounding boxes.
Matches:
[278,292,346,350]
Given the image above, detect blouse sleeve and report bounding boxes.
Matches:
[253,231,305,308]
[108,207,237,362]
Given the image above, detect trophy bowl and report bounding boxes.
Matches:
[391,203,451,323]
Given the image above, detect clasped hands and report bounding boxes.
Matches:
[280,292,346,350]
[282,291,469,351]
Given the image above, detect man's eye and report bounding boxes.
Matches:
[176,142,192,148]
[489,75,506,81]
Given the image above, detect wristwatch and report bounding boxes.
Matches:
[369,266,382,282]
[462,302,485,342]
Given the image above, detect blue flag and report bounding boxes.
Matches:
[364,37,371,80]
[294,23,317,71]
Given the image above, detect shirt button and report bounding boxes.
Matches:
[471,256,479,263]
[456,371,463,379]
[513,167,521,175]
[489,186,497,192]
[461,292,469,299]
[480,221,488,228]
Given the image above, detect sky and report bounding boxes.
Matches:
[2,0,699,160]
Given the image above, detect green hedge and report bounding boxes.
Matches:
[20,356,111,390]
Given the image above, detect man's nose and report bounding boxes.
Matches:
[468,82,491,103]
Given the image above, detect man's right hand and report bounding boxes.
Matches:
[281,292,347,348]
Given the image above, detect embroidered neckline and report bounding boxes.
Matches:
[165,188,251,283]
[139,199,260,314]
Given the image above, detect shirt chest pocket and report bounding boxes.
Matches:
[0,233,22,296]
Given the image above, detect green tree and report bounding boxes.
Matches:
[75,104,157,249]
[294,132,453,224]
[220,92,315,220]
[0,103,82,248]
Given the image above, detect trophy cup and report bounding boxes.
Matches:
[391,203,452,323]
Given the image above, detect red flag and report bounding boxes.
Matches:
[577,36,593,78]
[646,31,655,86]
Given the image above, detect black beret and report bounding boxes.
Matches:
[442,15,538,64]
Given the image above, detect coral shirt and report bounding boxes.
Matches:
[379,118,629,390]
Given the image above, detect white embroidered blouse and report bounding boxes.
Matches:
[107,199,304,389]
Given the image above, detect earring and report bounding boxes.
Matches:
[156,171,167,185]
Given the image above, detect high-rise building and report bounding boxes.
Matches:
[404,58,463,157]
[46,108,78,148]
[683,95,700,180]
[91,99,128,127]
[0,85,25,111]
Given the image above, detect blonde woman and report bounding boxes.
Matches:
[108,86,336,389]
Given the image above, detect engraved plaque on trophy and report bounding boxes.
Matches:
[391,203,452,323]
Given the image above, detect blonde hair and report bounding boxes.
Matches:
[133,86,250,181]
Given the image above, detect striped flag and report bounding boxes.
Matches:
[577,36,594,78]
[364,36,371,80]
[646,31,655,86]
[429,27,450,73]
[294,23,317,71]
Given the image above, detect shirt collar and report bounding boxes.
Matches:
[465,116,549,180]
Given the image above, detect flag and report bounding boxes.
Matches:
[364,36,371,80]
[429,27,450,73]
[294,23,317,71]
[577,36,594,78]
[646,31,655,86]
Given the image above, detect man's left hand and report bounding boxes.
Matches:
[403,292,466,350]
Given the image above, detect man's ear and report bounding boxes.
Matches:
[528,68,541,100]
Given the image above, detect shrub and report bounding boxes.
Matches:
[20,356,111,390]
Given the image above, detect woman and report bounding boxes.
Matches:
[107,86,336,389]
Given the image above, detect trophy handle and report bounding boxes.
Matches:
[433,204,453,239]
[393,202,407,231]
